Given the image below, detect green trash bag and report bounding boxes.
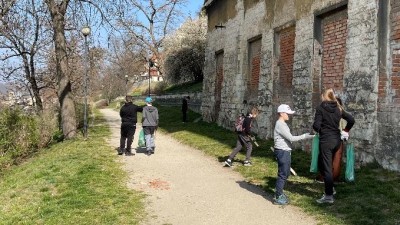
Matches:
[310,134,319,173]
[138,129,146,147]
[345,142,355,182]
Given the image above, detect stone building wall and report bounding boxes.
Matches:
[203,0,400,171]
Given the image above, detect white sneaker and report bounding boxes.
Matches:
[316,194,334,204]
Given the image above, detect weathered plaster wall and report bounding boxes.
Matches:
[203,0,400,171]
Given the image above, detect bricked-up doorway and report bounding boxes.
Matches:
[320,7,348,92]
[274,26,296,107]
[214,50,224,121]
[246,37,262,101]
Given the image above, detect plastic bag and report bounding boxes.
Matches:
[310,134,319,173]
[345,142,355,182]
[138,129,146,147]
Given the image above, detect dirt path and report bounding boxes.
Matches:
[100,108,317,225]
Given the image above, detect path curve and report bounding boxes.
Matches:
[100,108,317,225]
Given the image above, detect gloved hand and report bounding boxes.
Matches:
[302,133,315,139]
[341,130,349,141]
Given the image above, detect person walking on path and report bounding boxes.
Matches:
[182,96,190,123]
[142,96,159,155]
[312,88,355,204]
[273,104,315,205]
[119,95,143,156]
[224,107,259,167]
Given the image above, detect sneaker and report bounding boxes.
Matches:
[224,159,232,167]
[117,147,124,155]
[125,151,134,156]
[243,161,252,166]
[274,194,289,205]
[146,150,152,156]
[333,187,337,195]
[316,194,334,204]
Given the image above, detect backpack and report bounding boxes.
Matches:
[234,114,245,132]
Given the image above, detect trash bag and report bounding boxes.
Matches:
[138,129,146,147]
[310,134,319,173]
[345,142,355,182]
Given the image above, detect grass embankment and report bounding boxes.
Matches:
[157,105,400,225]
[0,112,146,225]
[163,81,203,94]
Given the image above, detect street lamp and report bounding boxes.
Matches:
[125,75,129,96]
[81,25,91,139]
[148,58,153,97]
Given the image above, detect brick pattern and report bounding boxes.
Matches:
[391,0,400,103]
[279,27,296,88]
[322,11,348,91]
[248,38,261,99]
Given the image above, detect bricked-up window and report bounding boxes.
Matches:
[279,27,296,88]
[321,9,348,91]
[273,26,296,107]
[247,37,262,99]
[391,0,400,103]
[214,50,224,119]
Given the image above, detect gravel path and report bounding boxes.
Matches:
[100,108,317,225]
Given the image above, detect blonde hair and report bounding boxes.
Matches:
[321,88,343,112]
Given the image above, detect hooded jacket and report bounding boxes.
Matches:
[142,105,159,127]
[312,101,355,142]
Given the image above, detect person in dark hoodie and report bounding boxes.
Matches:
[312,88,355,204]
[119,95,143,156]
[142,97,159,155]
[224,107,259,167]
[182,96,190,123]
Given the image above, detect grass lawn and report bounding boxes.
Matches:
[0,112,146,225]
[157,105,400,225]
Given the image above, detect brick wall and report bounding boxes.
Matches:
[391,0,400,103]
[322,11,348,91]
[248,38,261,99]
[279,27,296,88]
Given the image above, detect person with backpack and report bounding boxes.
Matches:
[142,96,159,155]
[273,104,315,205]
[312,88,355,204]
[119,95,143,156]
[224,107,259,167]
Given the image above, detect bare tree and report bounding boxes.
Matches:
[0,0,52,111]
[109,0,187,75]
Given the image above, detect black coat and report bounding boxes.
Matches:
[312,101,355,142]
[120,102,143,124]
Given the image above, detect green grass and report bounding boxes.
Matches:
[163,81,203,94]
[157,105,400,225]
[0,112,146,225]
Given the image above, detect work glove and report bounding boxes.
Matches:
[302,133,315,140]
[341,130,349,141]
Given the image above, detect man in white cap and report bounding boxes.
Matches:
[273,104,314,205]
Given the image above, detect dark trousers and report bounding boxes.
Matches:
[228,135,253,161]
[182,110,187,122]
[274,149,291,197]
[120,123,136,152]
[319,139,341,195]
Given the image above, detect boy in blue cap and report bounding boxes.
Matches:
[142,97,159,155]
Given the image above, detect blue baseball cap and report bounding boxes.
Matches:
[145,97,152,103]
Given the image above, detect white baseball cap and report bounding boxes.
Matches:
[277,104,295,114]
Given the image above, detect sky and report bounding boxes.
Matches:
[184,0,204,19]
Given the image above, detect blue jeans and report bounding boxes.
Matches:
[274,149,291,197]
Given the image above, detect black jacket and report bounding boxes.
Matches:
[120,102,143,124]
[312,101,355,142]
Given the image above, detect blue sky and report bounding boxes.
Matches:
[184,0,204,18]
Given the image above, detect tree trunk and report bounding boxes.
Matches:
[46,0,77,139]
